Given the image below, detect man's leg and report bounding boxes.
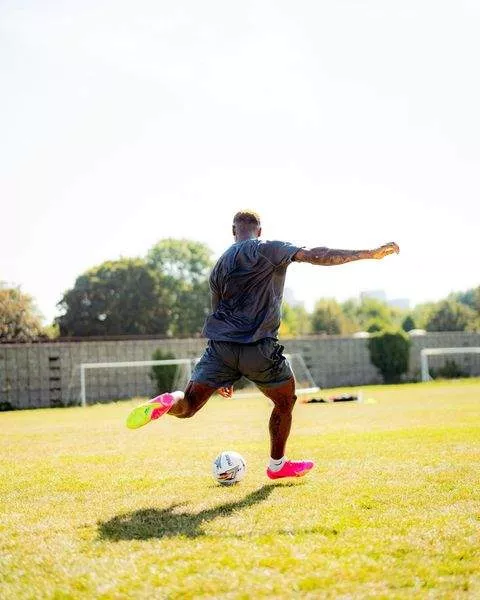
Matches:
[246,338,315,480]
[126,380,217,429]
[167,381,217,418]
[260,379,314,479]
[260,377,297,460]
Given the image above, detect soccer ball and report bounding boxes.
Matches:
[212,451,246,486]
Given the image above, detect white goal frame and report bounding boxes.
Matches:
[80,359,193,407]
[79,354,319,407]
[420,347,480,382]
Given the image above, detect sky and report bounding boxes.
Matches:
[1,0,479,323]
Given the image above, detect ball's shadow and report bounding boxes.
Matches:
[98,483,295,541]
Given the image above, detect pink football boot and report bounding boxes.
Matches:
[266,459,315,480]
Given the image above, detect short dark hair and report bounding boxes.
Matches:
[233,210,261,227]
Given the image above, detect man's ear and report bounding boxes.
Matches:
[232,225,236,237]
[258,227,262,238]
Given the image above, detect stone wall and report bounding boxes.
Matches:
[1,332,479,409]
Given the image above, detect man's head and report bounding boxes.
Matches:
[232,210,262,241]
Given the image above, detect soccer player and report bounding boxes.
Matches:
[127,211,399,480]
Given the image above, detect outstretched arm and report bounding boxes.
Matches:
[293,242,399,266]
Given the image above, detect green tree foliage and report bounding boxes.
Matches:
[368,331,411,383]
[424,299,477,332]
[412,302,436,330]
[57,258,171,336]
[365,318,391,333]
[338,299,362,333]
[311,299,344,334]
[149,349,177,395]
[147,239,214,336]
[451,286,480,312]
[356,298,399,331]
[290,304,311,336]
[43,323,60,339]
[340,299,360,326]
[401,315,416,332]
[147,238,212,284]
[279,303,311,337]
[340,298,401,334]
[450,287,480,331]
[0,287,43,342]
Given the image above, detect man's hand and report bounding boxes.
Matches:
[371,242,400,260]
[218,386,233,398]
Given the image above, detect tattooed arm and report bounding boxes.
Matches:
[293,242,399,266]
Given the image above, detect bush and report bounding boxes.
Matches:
[149,349,177,395]
[368,331,411,383]
[430,359,467,380]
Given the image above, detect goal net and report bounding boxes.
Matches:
[420,347,480,382]
[76,353,318,406]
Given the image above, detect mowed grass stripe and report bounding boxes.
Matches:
[1,380,479,598]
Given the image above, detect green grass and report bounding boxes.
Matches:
[1,380,480,599]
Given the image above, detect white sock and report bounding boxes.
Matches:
[269,456,286,472]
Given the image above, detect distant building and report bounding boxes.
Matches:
[360,290,410,309]
[360,290,387,303]
[389,298,410,310]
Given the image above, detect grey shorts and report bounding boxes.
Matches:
[191,339,293,389]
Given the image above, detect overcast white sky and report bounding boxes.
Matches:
[1,0,479,323]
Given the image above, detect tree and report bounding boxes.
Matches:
[368,331,411,383]
[339,297,402,333]
[356,298,398,330]
[173,281,211,336]
[401,315,416,332]
[365,318,391,333]
[57,258,172,336]
[424,299,477,332]
[147,239,213,284]
[412,302,436,330]
[341,299,361,330]
[451,287,480,330]
[451,286,480,312]
[147,239,214,336]
[311,299,344,335]
[279,303,311,337]
[0,287,43,342]
[290,304,311,336]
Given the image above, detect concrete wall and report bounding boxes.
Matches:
[1,332,479,409]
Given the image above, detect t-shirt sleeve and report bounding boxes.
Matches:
[258,240,303,267]
[209,271,220,311]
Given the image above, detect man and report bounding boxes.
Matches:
[127,210,399,480]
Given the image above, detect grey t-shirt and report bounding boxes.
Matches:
[202,239,302,343]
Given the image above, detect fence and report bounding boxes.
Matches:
[1,332,480,409]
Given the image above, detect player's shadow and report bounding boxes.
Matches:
[98,483,277,541]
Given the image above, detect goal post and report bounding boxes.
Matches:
[79,359,193,407]
[78,353,318,406]
[420,347,480,382]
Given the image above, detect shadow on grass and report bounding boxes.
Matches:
[99,483,280,541]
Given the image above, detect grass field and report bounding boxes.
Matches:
[1,380,480,599]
